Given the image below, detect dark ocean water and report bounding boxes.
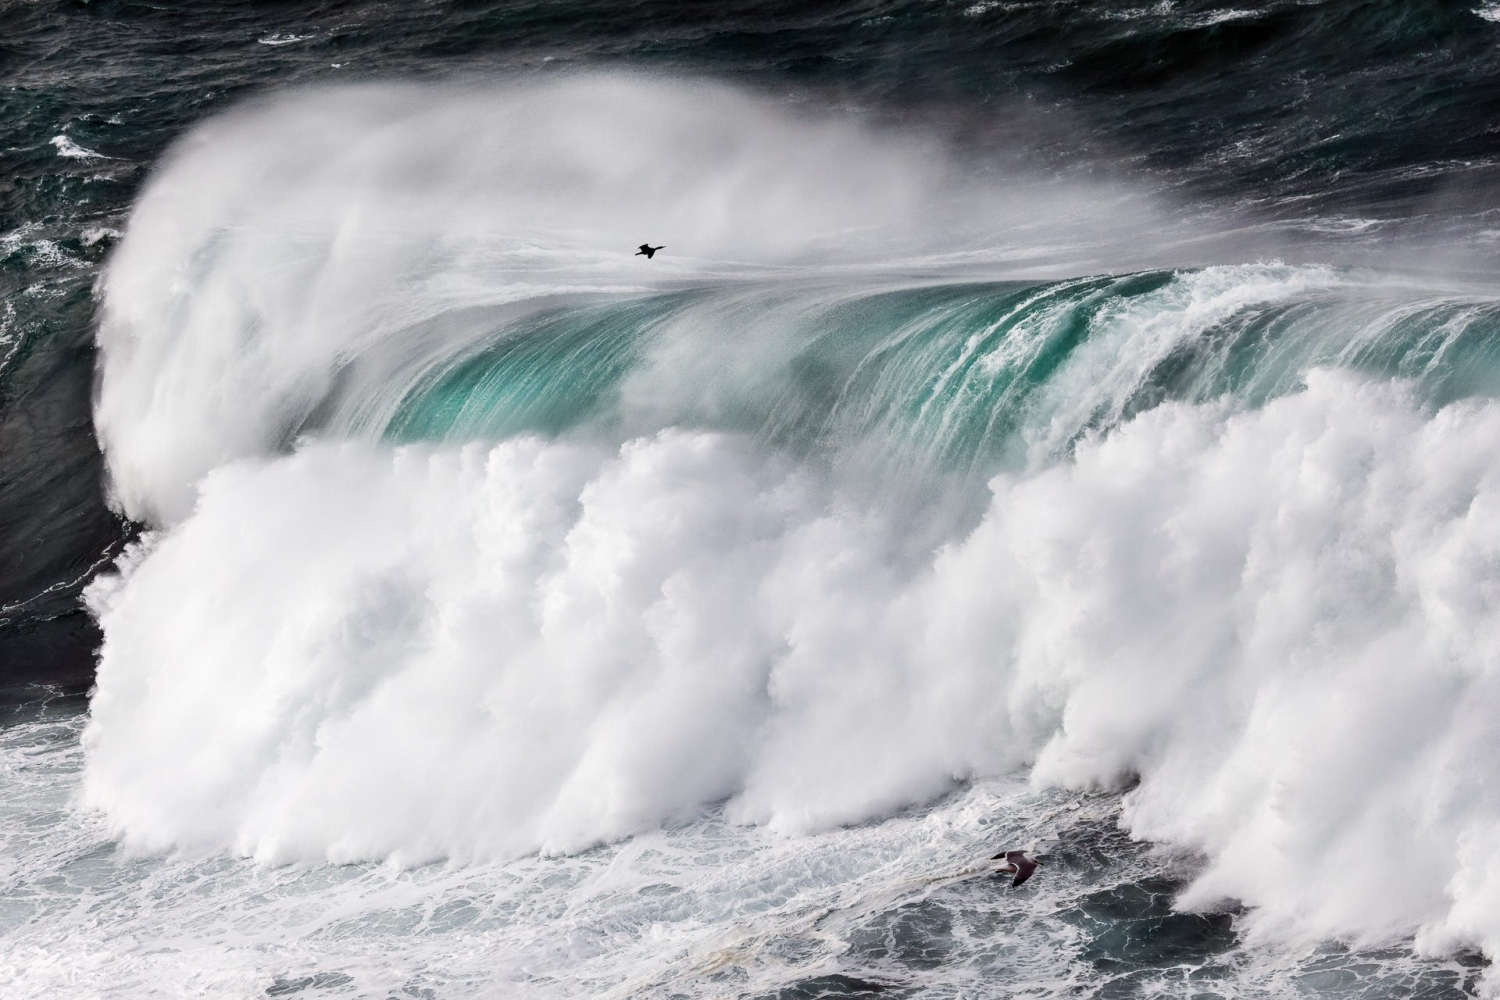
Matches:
[9,3,1500,997]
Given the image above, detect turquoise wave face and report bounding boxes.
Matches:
[372,264,1500,485]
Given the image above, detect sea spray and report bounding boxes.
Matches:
[91,75,1173,525]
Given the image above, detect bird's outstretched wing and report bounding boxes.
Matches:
[991,849,1040,886]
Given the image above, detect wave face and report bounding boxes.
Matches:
[83,76,1500,986]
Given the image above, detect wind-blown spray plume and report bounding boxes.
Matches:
[93,75,1162,525]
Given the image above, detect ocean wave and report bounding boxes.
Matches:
[80,74,1500,985]
[77,370,1500,982]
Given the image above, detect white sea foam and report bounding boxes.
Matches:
[80,369,1500,986]
[258,32,315,45]
[12,707,1488,998]
[80,226,119,247]
[0,709,1137,1000]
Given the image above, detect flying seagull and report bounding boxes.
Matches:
[636,244,664,259]
[992,849,1042,887]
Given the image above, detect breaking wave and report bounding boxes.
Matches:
[84,75,1500,978]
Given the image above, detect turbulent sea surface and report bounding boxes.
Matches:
[10,1,1500,997]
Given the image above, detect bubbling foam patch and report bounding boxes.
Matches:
[81,370,1500,979]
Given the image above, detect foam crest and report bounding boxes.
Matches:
[92,75,1166,526]
[80,370,1500,978]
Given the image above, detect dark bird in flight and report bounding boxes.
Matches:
[636,244,664,259]
[992,849,1042,887]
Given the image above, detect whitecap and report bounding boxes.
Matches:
[257,32,315,46]
[49,135,106,159]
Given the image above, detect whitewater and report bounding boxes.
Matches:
[9,72,1500,997]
